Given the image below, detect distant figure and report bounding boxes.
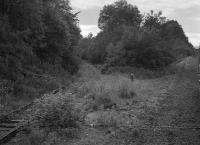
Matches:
[130,73,135,82]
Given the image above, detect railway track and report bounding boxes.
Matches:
[0,103,34,144]
[0,87,66,144]
[0,120,28,144]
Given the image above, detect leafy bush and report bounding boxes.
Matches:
[61,51,81,74]
[135,46,175,69]
[32,93,80,131]
[78,0,194,70]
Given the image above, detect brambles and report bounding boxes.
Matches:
[32,93,81,131]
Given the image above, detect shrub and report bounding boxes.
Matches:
[61,52,81,74]
[31,93,80,131]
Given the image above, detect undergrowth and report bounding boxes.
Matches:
[31,93,81,131]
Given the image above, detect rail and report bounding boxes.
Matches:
[0,87,65,144]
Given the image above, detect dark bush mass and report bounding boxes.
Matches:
[77,0,194,70]
[0,0,81,81]
[0,0,81,102]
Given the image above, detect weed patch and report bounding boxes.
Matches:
[31,93,81,132]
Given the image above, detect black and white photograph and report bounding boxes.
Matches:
[0,0,200,144]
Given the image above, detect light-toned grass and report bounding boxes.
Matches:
[83,74,136,99]
[79,73,135,94]
[174,56,197,72]
[76,63,137,98]
[76,67,137,111]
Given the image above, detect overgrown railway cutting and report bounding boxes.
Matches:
[0,68,199,144]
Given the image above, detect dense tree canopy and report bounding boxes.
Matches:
[78,0,194,69]
[0,0,81,81]
[143,10,166,29]
[98,0,142,31]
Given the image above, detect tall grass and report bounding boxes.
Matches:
[75,65,137,111]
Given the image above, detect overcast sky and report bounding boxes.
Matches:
[71,0,200,47]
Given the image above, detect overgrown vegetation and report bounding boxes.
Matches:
[1,0,199,145]
[31,93,81,131]
[0,0,81,107]
[77,0,194,71]
[73,64,137,112]
[14,93,81,145]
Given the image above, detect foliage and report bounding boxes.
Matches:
[143,10,166,29]
[106,42,126,66]
[98,0,142,31]
[0,0,81,104]
[32,93,80,130]
[76,33,94,60]
[78,0,194,70]
[0,0,81,81]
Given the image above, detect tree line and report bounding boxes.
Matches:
[0,0,80,81]
[0,0,195,81]
[77,0,194,70]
